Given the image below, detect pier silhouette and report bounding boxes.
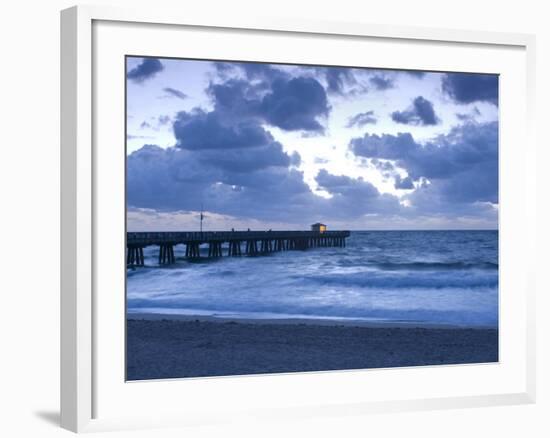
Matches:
[126,230,350,266]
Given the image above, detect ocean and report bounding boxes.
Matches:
[126,230,498,327]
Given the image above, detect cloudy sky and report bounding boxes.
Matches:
[126,56,499,231]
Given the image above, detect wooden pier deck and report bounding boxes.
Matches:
[126,230,351,266]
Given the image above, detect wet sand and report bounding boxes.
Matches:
[126,314,498,381]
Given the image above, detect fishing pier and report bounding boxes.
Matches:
[126,230,351,267]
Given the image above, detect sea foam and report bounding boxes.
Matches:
[127,230,498,327]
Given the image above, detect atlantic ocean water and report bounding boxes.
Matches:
[127,230,498,327]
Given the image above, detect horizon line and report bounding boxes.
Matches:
[127,228,499,232]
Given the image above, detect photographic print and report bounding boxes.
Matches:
[125,56,499,381]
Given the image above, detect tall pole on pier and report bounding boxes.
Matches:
[199,203,205,234]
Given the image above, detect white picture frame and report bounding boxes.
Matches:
[60,4,536,433]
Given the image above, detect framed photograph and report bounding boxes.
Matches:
[61,5,536,433]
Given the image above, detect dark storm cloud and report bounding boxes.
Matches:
[394,175,415,190]
[456,107,481,123]
[213,61,289,83]
[126,145,220,213]
[195,144,292,173]
[138,116,172,131]
[317,68,420,95]
[350,121,498,204]
[405,71,426,78]
[239,62,289,82]
[212,61,234,77]
[315,169,401,216]
[161,87,187,100]
[216,62,366,98]
[126,144,401,222]
[127,59,498,227]
[127,58,164,83]
[126,138,493,224]
[442,73,498,106]
[316,169,378,198]
[317,67,401,96]
[173,110,274,150]
[172,109,296,173]
[346,111,377,128]
[371,158,395,176]
[322,67,358,95]
[126,144,314,221]
[352,131,416,161]
[261,77,329,132]
[369,75,394,90]
[208,75,330,133]
[391,96,439,126]
[208,79,261,118]
[212,62,338,133]
[456,113,473,122]
[125,63,337,221]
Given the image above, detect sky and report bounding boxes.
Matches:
[126,56,499,231]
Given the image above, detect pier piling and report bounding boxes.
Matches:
[127,230,350,267]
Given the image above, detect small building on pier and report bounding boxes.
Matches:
[311,222,327,233]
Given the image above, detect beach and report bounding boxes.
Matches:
[126,314,498,381]
[126,231,499,380]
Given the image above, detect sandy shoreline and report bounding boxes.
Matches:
[126,314,498,380]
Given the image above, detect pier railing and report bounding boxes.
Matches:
[126,230,350,266]
[128,230,350,245]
